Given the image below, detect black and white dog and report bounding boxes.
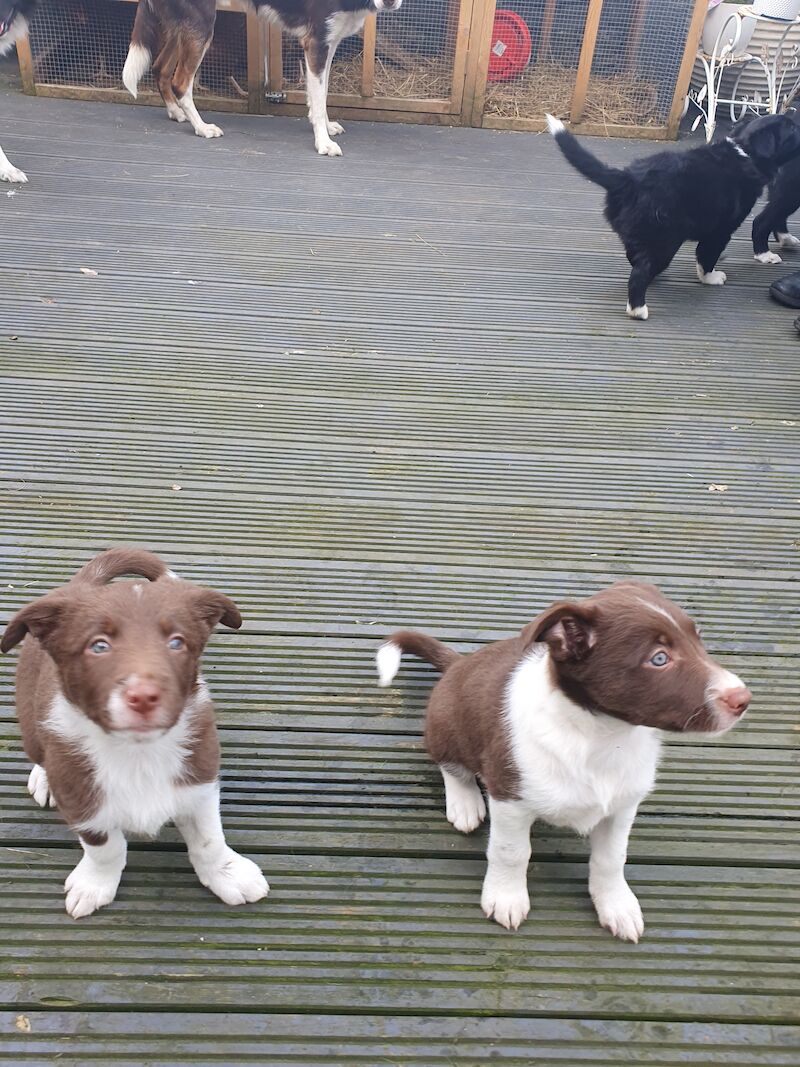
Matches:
[123,0,401,156]
[546,112,800,319]
[0,0,35,182]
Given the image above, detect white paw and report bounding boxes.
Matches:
[592,884,645,943]
[445,784,486,834]
[0,163,28,183]
[481,879,530,930]
[327,121,344,136]
[696,263,727,285]
[626,302,649,320]
[316,139,343,157]
[778,232,800,248]
[166,104,187,123]
[754,251,782,264]
[27,765,52,808]
[197,848,269,905]
[195,123,223,139]
[64,858,121,919]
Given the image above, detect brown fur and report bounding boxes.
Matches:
[1,549,240,833]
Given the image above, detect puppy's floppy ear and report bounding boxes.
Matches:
[190,588,242,632]
[1,592,68,653]
[521,601,597,662]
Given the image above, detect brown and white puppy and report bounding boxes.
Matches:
[377,580,751,941]
[122,0,401,156]
[1,548,269,918]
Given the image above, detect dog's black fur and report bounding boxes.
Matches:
[752,153,800,261]
[0,0,37,182]
[547,113,800,318]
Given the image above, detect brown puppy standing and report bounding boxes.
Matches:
[1,548,269,918]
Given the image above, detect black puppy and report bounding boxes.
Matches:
[546,113,800,319]
[752,154,800,264]
[0,0,36,183]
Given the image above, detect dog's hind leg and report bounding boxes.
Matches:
[695,233,730,284]
[440,763,486,834]
[153,38,185,123]
[752,204,784,263]
[776,221,800,251]
[0,143,27,184]
[625,244,679,320]
[172,31,222,138]
[304,34,342,156]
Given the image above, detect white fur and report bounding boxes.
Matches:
[122,43,151,99]
[696,262,727,285]
[545,113,565,136]
[626,302,649,320]
[376,641,402,687]
[777,232,800,248]
[441,765,486,833]
[754,251,782,264]
[65,830,127,919]
[634,597,676,625]
[0,143,27,184]
[725,137,749,160]
[28,764,53,808]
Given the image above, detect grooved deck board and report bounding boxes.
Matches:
[1,88,798,1061]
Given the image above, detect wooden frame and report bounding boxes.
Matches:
[17,0,705,138]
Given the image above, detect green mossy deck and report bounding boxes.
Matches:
[1,90,798,1064]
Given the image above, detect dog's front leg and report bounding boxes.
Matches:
[175,781,269,905]
[64,829,127,919]
[588,802,644,943]
[0,143,28,184]
[480,798,533,930]
[304,38,342,156]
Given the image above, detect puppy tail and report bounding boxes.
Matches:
[545,113,630,192]
[123,0,158,98]
[376,631,460,687]
[72,548,170,586]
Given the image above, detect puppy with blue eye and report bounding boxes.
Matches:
[377,581,750,941]
[1,548,269,918]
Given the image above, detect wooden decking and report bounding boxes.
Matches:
[1,89,799,1063]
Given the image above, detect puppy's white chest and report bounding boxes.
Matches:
[506,655,660,834]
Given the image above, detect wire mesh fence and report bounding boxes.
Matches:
[26,0,247,102]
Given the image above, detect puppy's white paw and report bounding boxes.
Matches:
[27,764,52,808]
[754,251,782,264]
[316,138,343,157]
[0,162,28,183]
[445,785,486,834]
[481,879,530,930]
[195,123,223,139]
[327,120,345,136]
[592,884,645,943]
[197,848,269,905]
[626,302,649,320]
[166,103,187,123]
[696,262,727,285]
[64,857,121,919]
[778,232,800,249]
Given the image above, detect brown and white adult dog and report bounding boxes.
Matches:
[0,0,36,182]
[1,548,269,918]
[122,0,402,156]
[377,581,751,941]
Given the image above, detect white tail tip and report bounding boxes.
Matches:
[376,642,402,688]
[122,44,151,99]
[545,113,565,136]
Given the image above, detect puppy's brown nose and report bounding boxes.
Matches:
[721,686,751,716]
[124,680,161,715]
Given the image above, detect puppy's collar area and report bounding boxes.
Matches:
[726,137,749,160]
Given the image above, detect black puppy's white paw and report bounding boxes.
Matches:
[626,302,649,320]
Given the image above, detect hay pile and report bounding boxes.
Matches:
[285,52,452,100]
[485,61,659,126]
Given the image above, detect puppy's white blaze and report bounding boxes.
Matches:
[754,251,782,264]
[165,569,180,580]
[122,44,151,98]
[626,302,649,320]
[376,642,402,687]
[634,597,676,625]
[545,113,565,136]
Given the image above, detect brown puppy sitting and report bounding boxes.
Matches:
[1,548,269,918]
